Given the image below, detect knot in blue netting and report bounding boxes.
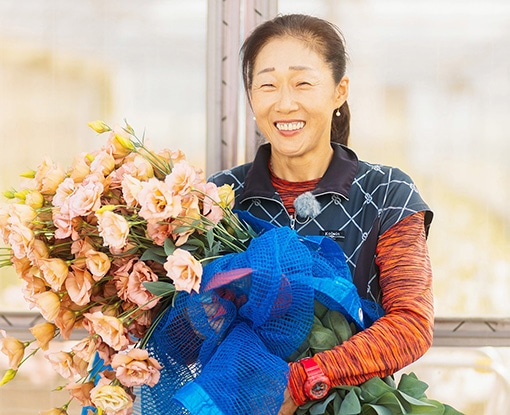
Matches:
[138,223,382,415]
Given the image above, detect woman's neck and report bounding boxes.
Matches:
[270,146,333,182]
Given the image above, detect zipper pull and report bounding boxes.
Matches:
[290,215,295,230]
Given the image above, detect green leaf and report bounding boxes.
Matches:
[206,228,214,248]
[323,309,352,344]
[308,324,338,353]
[339,389,361,415]
[443,404,465,415]
[309,393,336,415]
[164,237,176,256]
[359,377,395,402]
[394,392,442,414]
[360,403,393,415]
[140,246,167,263]
[373,392,406,413]
[142,281,176,297]
[397,372,429,399]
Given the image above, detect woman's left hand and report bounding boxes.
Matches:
[278,388,299,415]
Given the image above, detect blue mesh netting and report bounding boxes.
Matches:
[136,222,383,415]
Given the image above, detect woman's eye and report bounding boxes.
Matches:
[297,81,312,87]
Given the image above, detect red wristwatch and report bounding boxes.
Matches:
[300,357,331,400]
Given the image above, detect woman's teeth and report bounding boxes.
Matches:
[275,121,305,131]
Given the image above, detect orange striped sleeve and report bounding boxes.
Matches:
[288,211,434,405]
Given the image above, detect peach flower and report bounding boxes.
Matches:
[39,257,70,291]
[163,248,202,294]
[96,210,130,251]
[45,351,79,380]
[54,307,78,340]
[35,291,61,322]
[34,157,66,195]
[84,311,130,351]
[52,208,74,240]
[65,381,95,407]
[27,238,50,265]
[0,330,26,370]
[69,153,92,183]
[111,348,162,387]
[146,222,172,246]
[21,274,46,308]
[24,190,44,209]
[72,336,100,364]
[90,150,116,177]
[120,175,143,207]
[201,182,224,226]
[67,177,104,218]
[126,261,160,310]
[171,195,201,246]
[7,218,34,259]
[65,266,94,306]
[137,177,182,223]
[9,202,37,225]
[29,322,56,351]
[105,130,134,160]
[85,250,111,280]
[53,177,76,209]
[90,384,133,415]
[164,160,201,197]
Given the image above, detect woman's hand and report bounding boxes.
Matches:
[278,388,299,415]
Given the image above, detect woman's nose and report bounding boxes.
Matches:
[274,86,298,113]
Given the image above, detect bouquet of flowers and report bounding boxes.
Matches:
[0,120,256,414]
[0,120,463,415]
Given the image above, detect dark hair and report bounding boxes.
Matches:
[241,14,350,146]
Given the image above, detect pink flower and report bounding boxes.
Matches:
[39,257,70,291]
[85,250,111,280]
[34,157,66,195]
[90,150,116,177]
[64,381,95,407]
[35,291,61,322]
[54,306,79,340]
[96,210,130,251]
[171,195,201,246]
[163,248,202,294]
[67,177,104,218]
[26,238,50,264]
[0,330,26,370]
[52,208,74,240]
[90,384,133,415]
[45,351,79,380]
[105,130,134,160]
[146,222,172,246]
[9,203,37,225]
[120,175,143,207]
[68,153,91,183]
[202,182,224,226]
[126,261,160,310]
[72,336,100,364]
[84,311,130,351]
[137,177,182,223]
[111,348,162,387]
[29,322,56,351]
[164,160,202,197]
[65,266,94,306]
[53,177,76,209]
[7,218,34,259]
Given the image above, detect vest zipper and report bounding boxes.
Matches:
[289,215,295,230]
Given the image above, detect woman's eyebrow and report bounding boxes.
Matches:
[256,65,313,75]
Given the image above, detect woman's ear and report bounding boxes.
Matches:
[335,76,349,107]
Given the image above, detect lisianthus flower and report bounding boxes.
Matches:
[7,217,34,259]
[201,182,224,226]
[35,291,61,322]
[34,157,66,195]
[96,210,130,251]
[84,311,130,351]
[27,238,50,264]
[39,257,70,291]
[126,261,160,310]
[90,384,133,415]
[65,381,95,407]
[65,266,94,306]
[0,330,26,370]
[45,351,80,380]
[120,174,143,207]
[69,153,92,183]
[67,177,104,218]
[29,322,56,351]
[171,194,201,246]
[163,248,202,294]
[111,348,162,388]
[20,273,47,308]
[137,177,182,223]
[23,190,44,209]
[72,336,101,364]
[85,249,111,280]
[54,307,79,340]
[53,177,76,209]
[90,150,116,177]
[165,160,202,197]
[146,221,172,246]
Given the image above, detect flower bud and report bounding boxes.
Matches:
[114,133,136,151]
[19,169,36,179]
[30,322,56,351]
[88,120,111,134]
[0,368,17,386]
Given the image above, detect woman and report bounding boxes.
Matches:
[209,14,434,414]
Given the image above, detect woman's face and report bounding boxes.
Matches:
[250,36,348,163]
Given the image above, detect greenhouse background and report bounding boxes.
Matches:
[1,0,510,413]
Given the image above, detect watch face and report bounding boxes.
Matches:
[310,381,330,399]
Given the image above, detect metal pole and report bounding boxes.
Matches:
[206,0,277,176]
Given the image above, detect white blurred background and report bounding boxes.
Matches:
[1,1,509,413]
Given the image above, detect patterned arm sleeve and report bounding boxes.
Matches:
[288,211,434,405]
